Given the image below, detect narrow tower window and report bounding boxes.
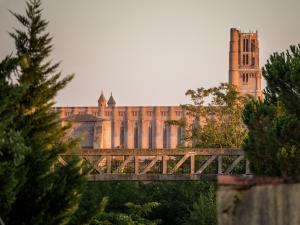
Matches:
[243,38,249,52]
[242,73,249,84]
[120,121,125,148]
[134,122,139,148]
[177,126,183,146]
[148,123,153,149]
[163,124,168,149]
[251,40,255,52]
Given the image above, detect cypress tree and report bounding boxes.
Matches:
[1,1,87,224]
[0,57,28,219]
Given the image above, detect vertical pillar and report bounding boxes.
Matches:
[125,107,134,149]
[135,156,139,174]
[112,107,121,148]
[255,33,262,100]
[154,107,163,148]
[190,154,195,174]
[183,109,191,147]
[229,28,240,88]
[168,107,177,149]
[162,155,168,174]
[101,120,111,148]
[140,107,148,149]
[93,120,102,149]
[106,156,111,174]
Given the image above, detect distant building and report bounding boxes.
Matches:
[229,28,263,100]
[53,28,263,149]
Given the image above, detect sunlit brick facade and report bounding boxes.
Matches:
[229,28,263,100]
[53,28,263,149]
[53,97,188,149]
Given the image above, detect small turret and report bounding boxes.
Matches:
[107,92,116,107]
[98,91,106,117]
[98,91,106,108]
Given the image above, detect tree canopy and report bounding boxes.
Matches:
[172,83,248,148]
[243,45,300,176]
[0,1,87,224]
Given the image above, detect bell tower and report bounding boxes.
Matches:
[229,28,262,100]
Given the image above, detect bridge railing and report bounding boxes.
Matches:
[59,148,250,181]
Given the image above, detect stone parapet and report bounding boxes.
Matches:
[217,176,300,225]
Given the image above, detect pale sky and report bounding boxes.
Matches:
[1,0,300,106]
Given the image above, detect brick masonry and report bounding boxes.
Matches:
[53,28,263,149]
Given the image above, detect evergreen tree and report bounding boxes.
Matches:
[1,1,87,224]
[0,56,28,219]
[243,45,300,176]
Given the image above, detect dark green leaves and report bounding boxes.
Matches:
[243,45,300,176]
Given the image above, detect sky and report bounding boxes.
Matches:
[1,0,300,106]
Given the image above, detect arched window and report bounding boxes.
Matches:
[120,121,125,147]
[134,122,139,149]
[243,38,249,52]
[177,126,183,146]
[148,123,153,149]
[242,73,249,84]
[163,124,168,149]
[251,40,255,52]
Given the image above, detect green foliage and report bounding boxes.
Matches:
[77,181,216,225]
[70,182,161,225]
[183,183,217,225]
[0,1,87,224]
[170,83,248,148]
[166,83,247,224]
[145,181,202,225]
[69,183,110,225]
[146,181,217,225]
[243,45,300,176]
[91,201,160,225]
[0,57,29,218]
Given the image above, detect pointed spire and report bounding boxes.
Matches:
[107,92,116,107]
[98,90,106,107]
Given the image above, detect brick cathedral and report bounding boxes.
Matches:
[53,28,262,149]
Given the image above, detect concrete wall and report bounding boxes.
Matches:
[217,176,300,225]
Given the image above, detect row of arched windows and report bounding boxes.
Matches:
[241,73,257,84]
[243,38,256,52]
[119,122,184,148]
[242,73,249,83]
